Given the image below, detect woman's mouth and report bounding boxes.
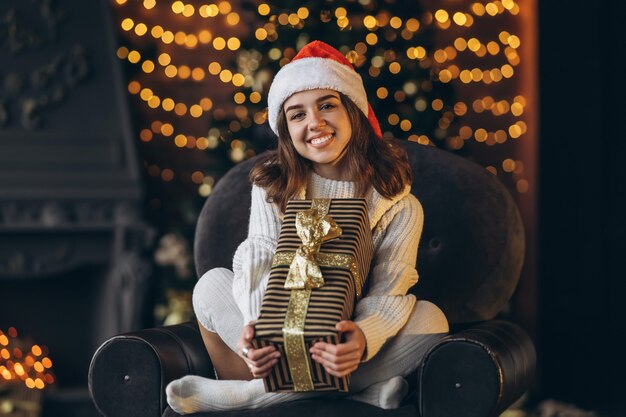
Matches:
[308,134,333,146]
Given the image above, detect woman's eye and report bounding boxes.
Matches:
[290,112,305,120]
[320,103,335,110]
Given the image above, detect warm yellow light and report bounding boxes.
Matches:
[220,69,233,82]
[232,73,245,86]
[34,378,45,389]
[198,30,212,44]
[509,124,522,138]
[413,46,426,59]
[42,357,52,368]
[486,3,499,15]
[227,37,241,50]
[164,65,178,78]
[495,130,507,143]
[218,1,232,14]
[453,12,466,25]
[514,95,527,106]
[227,12,240,25]
[0,335,8,346]
[431,99,444,111]
[191,67,205,81]
[365,33,378,45]
[297,7,309,19]
[148,97,161,108]
[258,3,270,16]
[388,114,400,125]
[213,37,226,50]
[121,18,135,32]
[390,16,402,29]
[467,38,481,52]
[389,62,401,74]
[158,53,171,66]
[143,0,156,9]
[200,97,213,110]
[403,18,419,33]
[459,70,472,83]
[178,65,191,79]
[400,120,412,131]
[184,35,198,48]
[376,87,388,99]
[161,31,174,44]
[454,37,467,51]
[182,4,195,17]
[499,31,511,44]
[487,41,500,55]
[434,9,449,23]
[439,69,452,83]
[289,13,301,26]
[174,31,186,45]
[335,7,347,18]
[471,3,485,16]
[268,48,282,60]
[189,104,203,118]
[115,0,127,4]
[151,25,164,38]
[26,378,35,389]
[508,35,521,48]
[161,123,174,136]
[161,98,175,111]
[208,62,221,75]
[474,128,488,142]
[14,363,24,376]
[139,88,152,101]
[127,81,140,95]
[363,15,377,29]
[172,1,184,14]
[234,92,246,104]
[434,49,447,63]
[174,134,187,147]
[255,28,267,40]
[501,64,514,78]
[204,4,219,17]
[516,179,529,194]
[502,0,515,10]
[142,60,155,73]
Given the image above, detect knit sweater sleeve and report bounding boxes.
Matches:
[231,184,281,325]
[354,194,424,361]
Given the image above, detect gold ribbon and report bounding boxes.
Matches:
[276,199,343,391]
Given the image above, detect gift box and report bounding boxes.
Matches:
[252,198,374,392]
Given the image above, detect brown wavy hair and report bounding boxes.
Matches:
[250,93,412,213]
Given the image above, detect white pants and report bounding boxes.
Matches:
[193,267,449,391]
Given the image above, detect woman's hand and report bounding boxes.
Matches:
[236,322,281,379]
[309,320,366,377]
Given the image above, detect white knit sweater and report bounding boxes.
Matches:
[232,171,423,361]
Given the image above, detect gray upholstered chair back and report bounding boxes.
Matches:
[194,140,524,324]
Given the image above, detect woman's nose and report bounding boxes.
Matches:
[308,112,326,130]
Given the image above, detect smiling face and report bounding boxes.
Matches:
[283,89,353,181]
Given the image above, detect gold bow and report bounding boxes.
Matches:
[284,201,342,290]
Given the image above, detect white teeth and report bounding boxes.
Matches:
[310,134,332,145]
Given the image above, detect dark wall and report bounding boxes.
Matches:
[538,1,626,414]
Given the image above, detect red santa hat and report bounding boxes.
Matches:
[267,40,382,139]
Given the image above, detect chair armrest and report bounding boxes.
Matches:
[419,320,536,417]
[88,320,213,417]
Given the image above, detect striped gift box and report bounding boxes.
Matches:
[252,198,374,392]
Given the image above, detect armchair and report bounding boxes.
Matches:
[89,140,536,417]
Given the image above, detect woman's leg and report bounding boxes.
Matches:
[348,300,449,408]
[192,268,250,380]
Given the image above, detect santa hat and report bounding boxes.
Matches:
[267,40,382,139]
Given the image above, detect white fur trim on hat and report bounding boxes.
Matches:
[267,57,368,135]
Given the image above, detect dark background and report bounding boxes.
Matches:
[538,1,626,414]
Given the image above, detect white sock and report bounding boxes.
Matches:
[349,376,409,410]
[165,376,319,414]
